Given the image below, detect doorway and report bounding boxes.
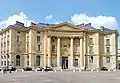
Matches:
[62,56,68,69]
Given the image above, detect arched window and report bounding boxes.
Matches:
[1,56,3,59]
[16,55,20,66]
[36,55,40,66]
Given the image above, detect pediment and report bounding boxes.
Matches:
[49,22,85,31]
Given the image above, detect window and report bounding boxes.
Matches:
[89,56,93,63]
[89,46,93,54]
[27,55,29,66]
[17,35,20,42]
[74,46,79,53]
[62,44,67,47]
[74,38,79,44]
[37,36,40,42]
[1,61,3,66]
[52,45,55,53]
[106,47,110,54]
[106,57,110,63]
[1,56,3,59]
[4,61,6,65]
[89,38,93,45]
[106,39,110,46]
[7,61,9,66]
[16,55,20,66]
[17,31,20,34]
[37,45,40,51]
[52,38,55,43]
[37,31,40,34]
[36,55,40,66]
[74,59,78,67]
[27,36,29,42]
[27,44,29,52]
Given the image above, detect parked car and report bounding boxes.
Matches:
[44,66,53,71]
[100,67,108,71]
[36,67,44,71]
[23,67,32,71]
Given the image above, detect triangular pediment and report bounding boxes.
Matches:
[49,22,85,31]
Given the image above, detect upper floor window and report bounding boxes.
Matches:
[106,39,110,46]
[52,38,55,43]
[89,46,93,54]
[17,31,20,34]
[52,45,55,53]
[74,38,79,44]
[37,45,40,51]
[37,31,40,34]
[106,47,110,54]
[17,35,20,42]
[89,38,93,45]
[62,44,68,47]
[37,36,40,42]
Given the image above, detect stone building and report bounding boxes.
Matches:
[0,21,118,69]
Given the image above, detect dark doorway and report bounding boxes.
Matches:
[62,56,68,69]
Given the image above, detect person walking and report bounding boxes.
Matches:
[9,65,12,73]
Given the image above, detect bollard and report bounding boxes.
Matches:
[79,69,81,72]
[108,69,110,72]
[42,69,44,72]
[91,69,93,72]
[73,69,75,72]
[97,69,99,72]
[113,68,116,72]
[61,69,63,72]
[55,69,56,72]
[22,69,24,72]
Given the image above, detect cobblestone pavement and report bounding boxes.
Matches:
[0,71,120,83]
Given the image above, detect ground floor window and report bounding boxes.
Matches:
[106,57,110,63]
[27,55,29,66]
[36,55,40,66]
[74,59,78,67]
[16,55,20,66]
[89,56,93,63]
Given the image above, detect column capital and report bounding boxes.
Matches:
[57,36,61,38]
[79,36,84,39]
[70,36,74,39]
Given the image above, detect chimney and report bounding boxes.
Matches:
[31,22,36,26]
[85,23,91,26]
[16,21,24,26]
[100,26,105,31]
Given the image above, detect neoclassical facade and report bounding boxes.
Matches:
[0,21,118,69]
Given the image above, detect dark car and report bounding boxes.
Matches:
[36,67,44,71]
[23,67,32,71]
[100,67,108,71]
[1,67,16,71]
[44,66,53,71]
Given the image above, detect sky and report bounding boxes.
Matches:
[0,0,120,47]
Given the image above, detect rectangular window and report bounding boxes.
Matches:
[106,47,110,53]
[37,45,40,51]
[89,46,93,54]
[89,38,93,45]
[4,61,6,65]
[27,61,29,66]
[74,59,78,67]
[106,39,110,46]
[62,44,67,47]
[52,45,55,53]
[17,35,20,42]
[37,36,40,42]
[106,57,110,63]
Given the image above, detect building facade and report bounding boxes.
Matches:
[0,21,118,69]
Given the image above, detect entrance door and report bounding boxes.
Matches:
[62,56,68,69]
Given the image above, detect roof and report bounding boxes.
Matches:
[34,23,55,28]
[79,23,96,30]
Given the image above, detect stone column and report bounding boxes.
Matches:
[43,33,47,68]
[47,36,51,67]
[80,37,84,68]
[70,37,74,68]
[57,37,61,68]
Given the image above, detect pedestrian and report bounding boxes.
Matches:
[2,67,5,74]
[9,65,12,73]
